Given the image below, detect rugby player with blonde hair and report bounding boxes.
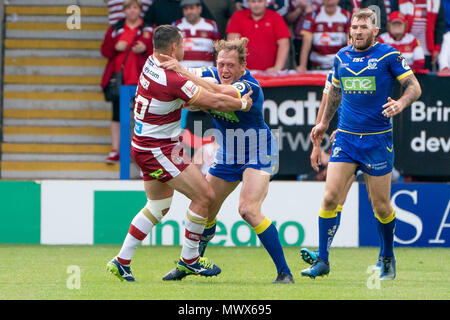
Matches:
[160,37,294,283]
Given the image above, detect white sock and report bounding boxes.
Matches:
[117,208,158,265]
[181,209,207,264]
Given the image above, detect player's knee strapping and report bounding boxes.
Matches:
[131,197,172,238]
[144,197,172,224]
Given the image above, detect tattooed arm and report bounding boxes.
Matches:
[310,84,342,145]
[321,84,342,124]
[382,73,422,118]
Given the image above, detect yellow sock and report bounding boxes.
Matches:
[319,208,338,219]
[253,216,272,235]
[375,210,396,224]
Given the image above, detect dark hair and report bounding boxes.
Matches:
[153,25,182,51]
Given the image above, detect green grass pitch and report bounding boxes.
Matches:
[0,244,449,300]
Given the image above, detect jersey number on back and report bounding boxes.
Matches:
[134,95,149,120]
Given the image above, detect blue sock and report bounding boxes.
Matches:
[375,216,385,258]
[201,219,216,241]
[335,204,343,229]
[375,210,396,258]
[199,219,216,257]
[254,217,291,276]
[318,208,339,263]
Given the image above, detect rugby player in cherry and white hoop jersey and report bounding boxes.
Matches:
[106,25,253,282]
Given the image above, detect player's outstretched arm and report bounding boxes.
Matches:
[382,73,422,118]
[189,87,252,112]
[160,55,239,98]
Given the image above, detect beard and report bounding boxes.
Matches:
[353,33,375,51]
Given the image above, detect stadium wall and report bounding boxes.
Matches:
[0,181,448,247]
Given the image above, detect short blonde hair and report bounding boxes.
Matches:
[214,37,249,65]
[123,0,143,10]
[352,8,378,28]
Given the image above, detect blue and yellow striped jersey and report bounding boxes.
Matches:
[332,42,413,133]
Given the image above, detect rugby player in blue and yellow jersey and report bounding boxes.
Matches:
[302,8,422,280]
[160,37,294,283]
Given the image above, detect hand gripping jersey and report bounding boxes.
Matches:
[332,42,413,133]
[194,66,277,179]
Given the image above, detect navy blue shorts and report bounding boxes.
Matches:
[208,153,279,182]
[209,132,279,182]
[329,129,394,176]
[209,141,279,182]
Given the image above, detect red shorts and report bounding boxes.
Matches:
[131,143,190,182]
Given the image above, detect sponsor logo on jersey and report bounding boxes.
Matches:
[210,110,240,122]
[232,81,246,93]
[366,161,388,171]
[149,168,164,179]
[401,57,410,70]
[134,121,143,134]
[332,147,341,158]
[368,58,378,70]
[139,74,150,90]
[181,80,199,99]
[341,76,376,94]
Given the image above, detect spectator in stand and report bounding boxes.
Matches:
[286,0,321,68]
[105,0,153,25]
[235,0,290,17]
[338,0,388,34]
[379,11,425,71]
[173,0,221,131]
[297,0,350,73]
[203,0,236,38]
[226,0,291,72]
[438,0,450,72]
[396,0,446,70]
[173,0,221,68]
[144,0,215,27]
[101,0,153,164]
